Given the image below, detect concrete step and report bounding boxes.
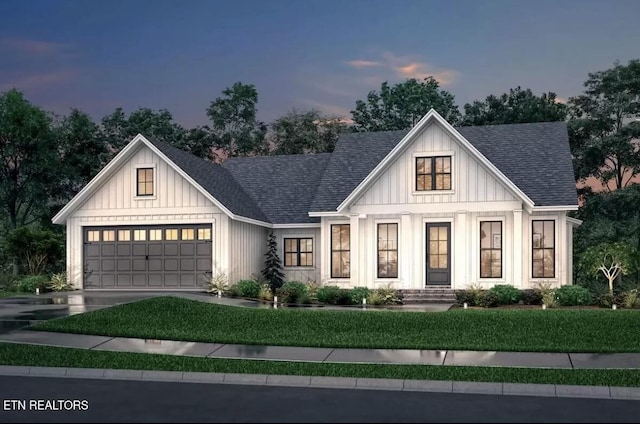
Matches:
[398,289,456,304]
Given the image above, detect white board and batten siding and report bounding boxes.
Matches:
[66,144,229,288]
[273,228,322,283]
[229,220,268,283]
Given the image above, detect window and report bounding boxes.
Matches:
[284,238,313,267]
[149,229,162,241]
[133,229,146,241]
[136,168,154,196]
[416,156,451,191]
[480,221,502,278]
[182,228,195,240]
[532,220,555,278]
[87,230,100,242]
[331,224,350,278]
[118,230,130,241]
[198,228,211,240]
[103,230,115,242]
[165,229,178,241]
[377,223,398,278]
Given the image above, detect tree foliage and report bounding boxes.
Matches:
[2,226,64,275]
[579,241,638,295]
[207,82,266,157]
[262,231,284,293]
[351,77,461,132]
[568,59,640,189]
[267,109,348,155]
[461,87,567,126]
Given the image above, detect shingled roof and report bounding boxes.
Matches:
[150,120,577,225]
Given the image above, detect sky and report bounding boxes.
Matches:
[1,0,640,128]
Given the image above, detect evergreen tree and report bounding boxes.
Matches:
[262,231,285,293]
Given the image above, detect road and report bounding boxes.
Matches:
[0,376,637,423]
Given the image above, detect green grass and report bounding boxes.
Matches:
[31,296,640,353]
[0,291,20,298]
[1,342,639,387]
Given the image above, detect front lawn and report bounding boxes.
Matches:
[30,296,640,353]
[0,291,20,298]
[2,343,640,387]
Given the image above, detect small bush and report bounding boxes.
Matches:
[367,291,384,305]
[466,283,484,305]
[368,283,402,305]
[47,273,72,292]
[488,284,521,305]
[555,285,593,306]
[305,280,323,302]
[276,281,309,304]
[542,291,557,308]
[349,287,371,305]
[317,286,344,304]
[521,289,543,305]
[232,280,261,298]
[206,273,229,295]
[596,292,626,308]
[455,290,477,306]
[478,291,499,308]
[258,284,273,301]
[17,275,50,293]
[622,289,639,309]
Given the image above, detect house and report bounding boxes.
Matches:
[52,109,580,291]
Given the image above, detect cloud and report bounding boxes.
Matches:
[0,37,68,56]
[554,96,567,104]
[346,52,460,87]
[0,69,78,91]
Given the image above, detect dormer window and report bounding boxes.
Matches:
[136,168,154,196]
[416,156,451,191]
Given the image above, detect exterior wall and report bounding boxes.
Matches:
[65,144,230,289]
[273,227,322,283]
[354,123,518,207]
[229,220,268,283]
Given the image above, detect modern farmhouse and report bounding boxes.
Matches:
[53,109,580,291]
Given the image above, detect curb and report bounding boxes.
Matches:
[1,366,639,400]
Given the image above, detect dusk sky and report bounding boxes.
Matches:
[1,0,639,128]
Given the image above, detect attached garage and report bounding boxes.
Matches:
[83,224,212,290]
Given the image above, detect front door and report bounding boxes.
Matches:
[426,223,451,286]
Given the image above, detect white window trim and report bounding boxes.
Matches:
[411,151,455,196]
[529,215,559,282]
[373,218,401,283]
[476,216,507,282]
[282,234,316,270]
[133,163,157,200]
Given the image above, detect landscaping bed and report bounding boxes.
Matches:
[30,296,640,353]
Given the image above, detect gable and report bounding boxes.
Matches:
[353,122,519,207]
[76,144,219,213]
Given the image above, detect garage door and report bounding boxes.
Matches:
[83,224,213,289]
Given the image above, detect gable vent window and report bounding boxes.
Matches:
[137,168,154,196]
[416,156,451,191]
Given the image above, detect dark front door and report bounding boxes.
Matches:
[426,223,451,286]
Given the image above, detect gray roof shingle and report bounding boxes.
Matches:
[147,138,269,222]
[223,153,331,223]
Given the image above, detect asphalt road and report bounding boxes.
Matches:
[0,376,638,423]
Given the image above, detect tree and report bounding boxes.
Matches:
[351,77,461,132]
[101,107,186,152]
[262,231,284,293]
[0,89,57,230]
[179,126,214,160]
[267,109,348,155]
[206,82,266,157]
[568,59,640,189]
[461,87,567,126]
[3,226,64,275]
[579,242,638,296]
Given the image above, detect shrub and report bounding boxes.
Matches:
[349,287,371,305]
[478,291,499,308]
[368,282,402,305]
[596,292,626,308]
[534,281,556,308]
[3,227,64,275]
[465,283,485,305]
[17,275,50,293]
[232,280,261,298]
[276,281,309,304]
[555,285,593,306]
[305,280,323,302]
[47,273,72,292]
[367,291,384,305]
[521,289,543,305]
[622,289,639,309]
[206,273,229,295]
[455,290,477,306]
[258,284,273,301]
[317,286,343,304]
[262,231,285,293]
[488,284,521,305]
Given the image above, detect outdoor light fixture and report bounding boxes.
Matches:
[217,290,221,298]
[362,298,366,305]
[463,302,468,309]
[542,304,547,310]
[35,288,39,295]
[613,304,617,310]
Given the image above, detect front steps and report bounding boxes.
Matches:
[398,288,457,304]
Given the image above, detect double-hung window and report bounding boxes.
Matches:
[331,224,350,278]
[532,220,555,278]
[377,223,398,278]
[480,221,502,278]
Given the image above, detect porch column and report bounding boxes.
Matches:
[454,211,467,289]
[513,209,523,287]
[349,214,360,287]
[400,212,412,288]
